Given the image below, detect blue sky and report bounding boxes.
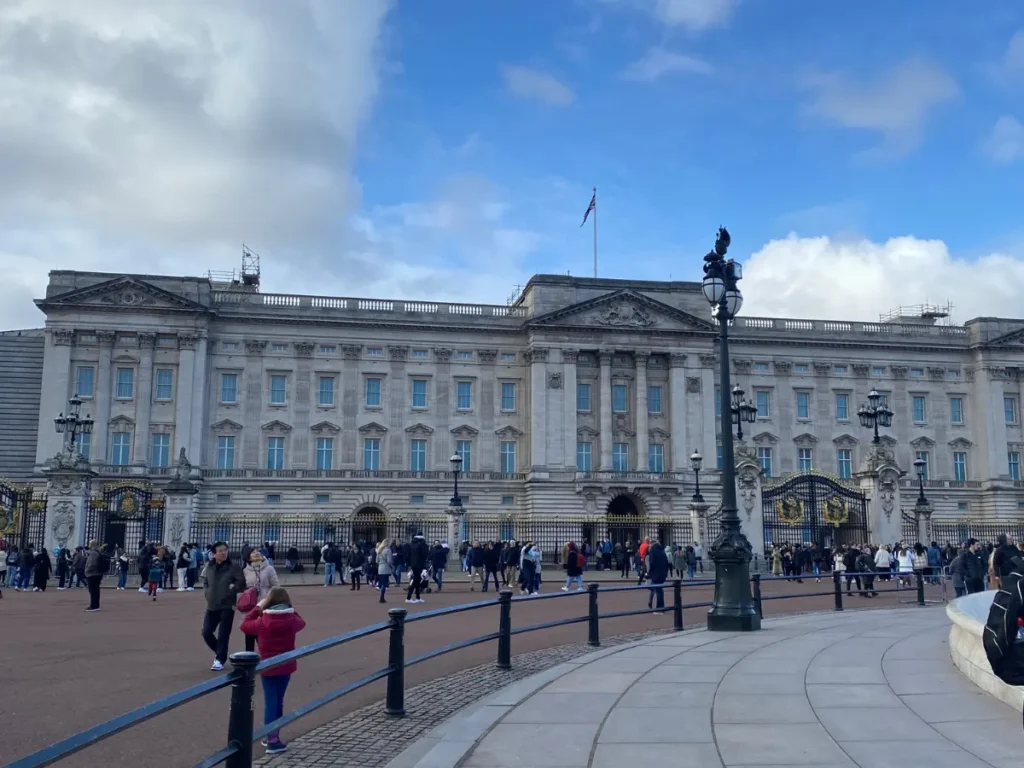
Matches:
[1,0,1022,327]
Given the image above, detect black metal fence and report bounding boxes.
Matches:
[929,518,1024,546]
[0,480,46,554]
[85,483,164,551]
[761,472,869,550]
[5,569,935,768]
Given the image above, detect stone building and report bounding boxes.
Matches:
[8,269,1024,557]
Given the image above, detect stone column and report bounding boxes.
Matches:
[635,350,650,471]
[855,443,904,546]
[163,472,199,552]
[133,332,156,466]
[35,329,75,463]
[433,347,452,467]
[689,499,710,548]
[188,334,208,465]
[387,346,408,468]
[175,335,197,463]
[561,348,578,471]
[599,350,613,470]
[698,354,718,473]
[734,442,765,559]
[446,505,464,557]
[341,344,361,466]
[528,347,548,470]
[92,331,116,465]
[669,354,688,471]
[293,342,315,468]
[43,458,96,552]
[478,349,498,470]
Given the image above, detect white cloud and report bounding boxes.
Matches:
[982,116,1024,164]
[597,0,735,30]
[988,29,1024,85]
[620,47,713,81]
[801,57,959,159]
[500,65,575,106]
[741,234,1024,322]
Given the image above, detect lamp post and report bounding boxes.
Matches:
[701,227,761,632]
[730,384,758,441]
[449,453,463,508]
[913,458,929,508]
[857,388,894,444]
[690,450,704,503]
[53,394,94,456]
[912,457,931,543]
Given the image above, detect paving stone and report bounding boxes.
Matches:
[641,663,731,683]
[815,707,939,742]
[713,694,816,724]
[598,706,713,743]
[464,723,598,767]
[899,692,1015,723]
[805,683,903,709]
[714,723,855,766]
[502,692,617,724]
[591,742,723,768]
[837,740,992,768]
[617,681,718,708]
[717,672,807,695]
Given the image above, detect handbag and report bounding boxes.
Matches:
[237,586,259,613]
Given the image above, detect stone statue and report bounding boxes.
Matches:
[174,447,191,479]
[715,227,731,257]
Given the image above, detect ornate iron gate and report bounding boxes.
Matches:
[901,510,919,543]
[0,479,46,552]
[762,472,868,550]
[86,483,165,550]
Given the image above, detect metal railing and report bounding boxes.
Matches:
[4,571,937,768]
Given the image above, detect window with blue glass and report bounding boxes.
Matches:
[263,522,280,543]
[798,447,813,471]
[500,441,517,473]
[220,373,238,404]
[217,436,235,469]
[155,369,174,400]
[456,440,472,471]
[612,384,628,412]
[267,437,285,470]
[151,433,170,467]
[950,397,964,425]
[318,376,335,406]
[577,383,591,411]
[835,393,849,421]
[1005,397,1018,425]
[111,431,131,465]
[1010,452,1021,481]
[647,386,662,414]
[412,379,428,408]
[116,368,134,399]
[366,378,382,407]
[270,375,287,405]
[953,451,967,482]
[576,442,592,471]
[77,432,91,461]
[76,366,95,398]
[915,451,929,480]
[755,390,770,419]
[837,449,852,479]
[410,439,426,471]
[501,382,516,411]
[316,437,333,470]
[757,447,773,476]
[457,381,472,409]
[912,395,926,423]
[648,444,664,473]
[612,443,629,472]
[796,392,810,419]
[363,438,380,470]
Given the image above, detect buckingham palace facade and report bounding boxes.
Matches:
[11,268,1024,556]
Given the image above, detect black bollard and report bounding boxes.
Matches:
[751,573,763,619]
[833,570,844,612]
[916,571,925,606]
[587,582,600,647]
[672,579,683,631]
[497,589,512,670]
[225,651,260,768]
[385,608,407,717]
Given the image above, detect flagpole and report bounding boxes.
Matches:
[592,187,598,278]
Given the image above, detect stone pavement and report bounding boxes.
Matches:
[388,606,1024,768]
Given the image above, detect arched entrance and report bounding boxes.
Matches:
[351,507,387,546]
[606,494,645,547]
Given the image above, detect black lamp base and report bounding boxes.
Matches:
[707,525,762,633]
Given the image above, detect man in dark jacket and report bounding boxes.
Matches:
[468,541,485,591]
[17,544,34,591]
[84,542,110,612]
[482,542,501,592]
[855,547,877,597]
[430,540,448,591]
[406,533,429,603]
[201,542,245,671]
[646,542,669,612]
[963,539,987,594]
[992,534,1021,586]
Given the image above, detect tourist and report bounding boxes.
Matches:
[527,542,542,595]
[32,546,52,591]
[874,543,892,581]
[84,541,109,611]
[17,543,34,591]
[468,540,484,591]
[71,546,87,588]
[405,532,429,604]
[137,540,152,593]
[188,543,201,590]
[992,534,1022,587]
[855,546,878,597]
[501,540,518,587]
[147,548,165,600]
[162,546,175,590]
[242,549,280,650]
[833,546,846,583]
[963,539,987,594]
[842,545,861,595]
[348,543,365,591]
[393,539,407,586]
[376,540,393,604]
[4,545,17,588]
[646,541,669,614]
[562,542,584,592]
[175,544,192,591]
[949,548,968,597]
[115,547,129,589]
[55,546,70,590]
[693,541,704,573]
[896,546,913,587]
[482,541,501,592]
[239,586,306,755]
[321,542,337,587]
[811,543,823,582]
[430,539,447,592]
[201,541,245,671]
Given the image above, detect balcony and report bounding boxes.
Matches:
[722,316,969,344]
[898,478,982,490]
[200,468,526,482]
[574,470,689,484]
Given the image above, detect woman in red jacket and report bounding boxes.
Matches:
[239,586,306,755]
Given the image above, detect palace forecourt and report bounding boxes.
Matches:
[4,269,1024,556]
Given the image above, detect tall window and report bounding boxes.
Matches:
[648,444,664,473]
[111,432,131,465]
[500,441,517,473]
[953,451,967,482]
[716,445,723,470]
[217,436,235,469]
[151,433,170,467]
[612,443,629,472]
[365,378,382,407]
[648,386,662,414]
[715,388,722,418]
[1005,397,1018,425]
[915,451,930,480]
[116,368,134,399]
[363,438,380,470]
[912,395,926,423]
[76,366,95,398]
[1009,451,1021,481]
[410,439,426,471]
[412,379,428,408]
[316,437,334,470]
[456,381,472,409]
[837,449,852,479]
[155,369,174,400]
[456,440,472,471]
[78,432,91,461]
[757,447,773,476]
[318,376,335,407]
[576,442,592,471]
[501,382,516,411]
[270,375,287,405]
[835,393,849,421]
[612,384,628,412]
[755,390,771,419]
[798,447,813,472]
[796,392,810,419]
[220,373,238,404]
[267,437,285,470]
[577,383,591,411]
[950,397,964,425]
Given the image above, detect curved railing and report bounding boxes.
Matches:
[4,571,937,768]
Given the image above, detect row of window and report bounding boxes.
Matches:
[75,366,175,401]
[750,362,962,379]
[575,383,664,414]
[213,493,510,508]
[220,342,520,362]
[574,442,666,473]
[79,432,174,467]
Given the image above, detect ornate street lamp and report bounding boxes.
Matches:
[913,457,929,509]
[690,450,704,503]
[701,227,760,632]
[857,388,893,444]
[54,394,94,456]
[449,453,463,508]
[730,384,758,440]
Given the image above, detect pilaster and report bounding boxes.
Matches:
[93,331,116,465]
[855,443,904,545]
[175,334,198,465]
[560,348,578,471]
[528,346,548,470]
[43,457,96,552]
[133,332,155,466]
[734,441,765,557]
[635,350,650,471]
[599,350,613,470]
[669,354,688,471]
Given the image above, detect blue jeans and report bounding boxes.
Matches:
[117,570,128,588]
[433,568,443,590]
[261,674,291,742]
[18,566,31,589]
[813,563,821,578]
[565,575,583,590]
[687,565,696,579]
[323,562,336,586]
[5,567,16,587]
[393,566,403,586]
[648,584,665,609]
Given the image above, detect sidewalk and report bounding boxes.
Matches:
[388,606,1022,768]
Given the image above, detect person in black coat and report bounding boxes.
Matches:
[33,548,52,591]
[429,540,448,591]
[646,542,669,612]
[482,542,501,592]
[406,534,429,603]
[348,545,366,590]
[963,539,987,593]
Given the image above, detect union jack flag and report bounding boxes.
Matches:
[580,191,596,226]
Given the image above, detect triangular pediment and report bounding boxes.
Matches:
[36,276,209,314]
[358,421,388,434]
[261,420,293,432]
[450,424,479,437]
[108,415,135,428]
[793,432,818,446]
[211,419,243,433]
[909,436,936,448]
[495,425,524,439]
[310,420,341,434]
[832,433,859,446]
[528,289,715,334]
[986,326,1024,346]
[753,431,779,445]
[405,423,434,436]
